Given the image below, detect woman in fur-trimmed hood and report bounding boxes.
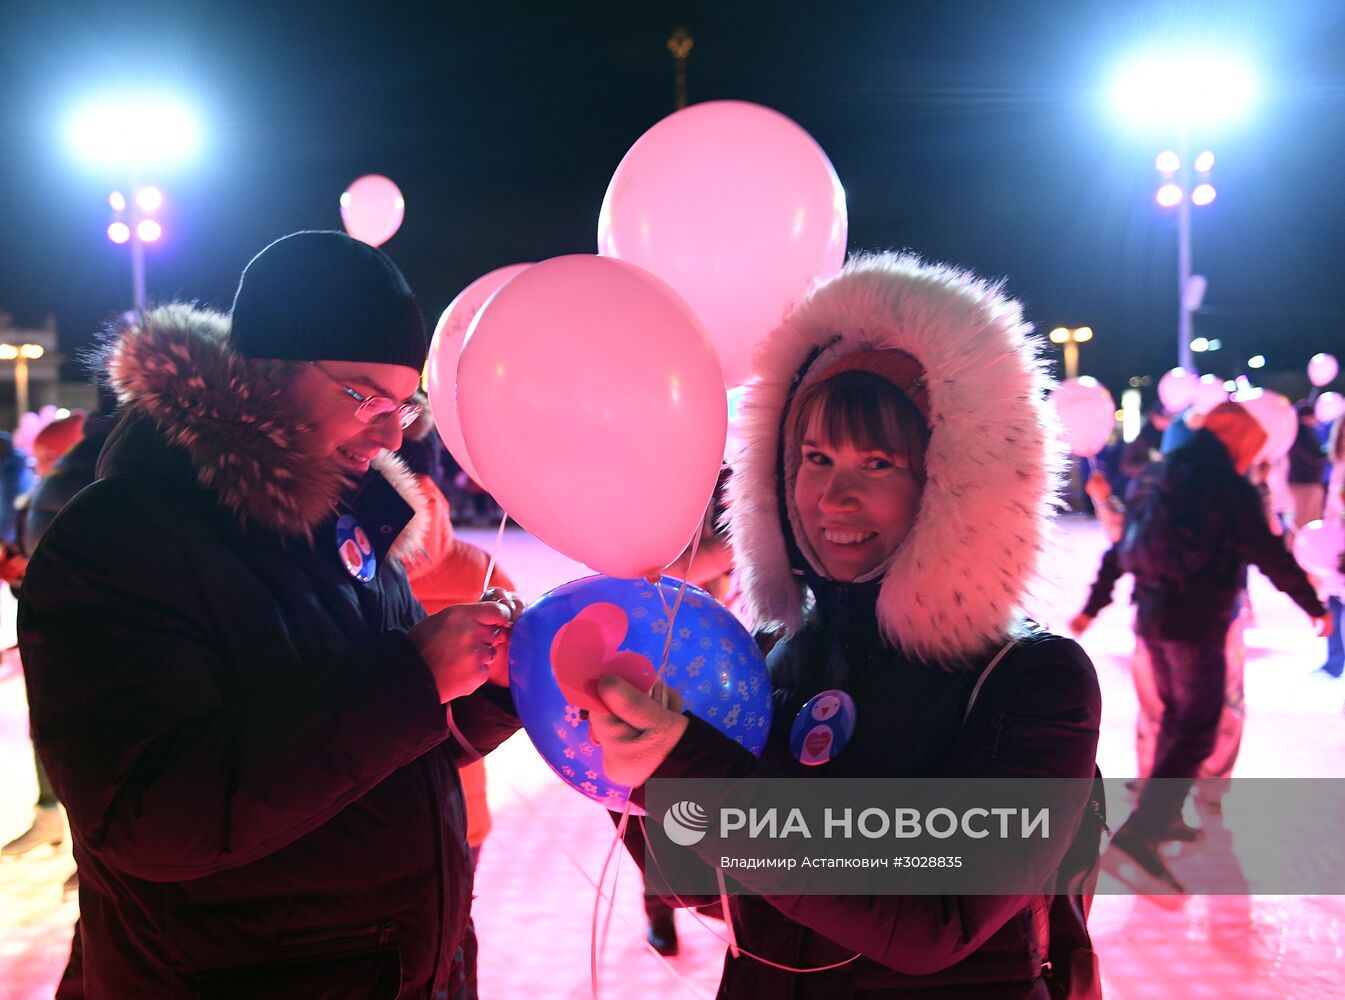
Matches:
[19,232,521,999]
[592,254,1102,999]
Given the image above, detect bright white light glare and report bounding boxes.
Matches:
[1078,376,1100,388]
[67,93,202,168]
[136,219,163,243]
[1191,337,1210,352]
[107,221,131,244]
[1223,380,1238,392]
[1156,183,1184,207]
[1049,327,1070,344]
[1155,150,1181,174]
[1074,327,1094,343]
[1192,183,1217,206]
[135,186,163,212]
[108,190,127,212]
[1109,53,1257,129]
[1194,150,1215,174]
[1206,339,1222,351]
[1248,354,1266,368]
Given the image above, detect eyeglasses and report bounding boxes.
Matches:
[311,363,423,429]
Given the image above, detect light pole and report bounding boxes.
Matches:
[1107,52,1255,370]
[667,27,694,110]
[1155,149,1216,372]
[0,343,45,421]
[67,93,200,312]
[1049,326,1093,381]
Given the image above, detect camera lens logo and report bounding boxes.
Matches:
[662,800,709,847]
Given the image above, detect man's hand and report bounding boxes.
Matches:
[587,676,689,788]
[480,587,525,686]
[410,600,515,703]
[1069,612,1095,636]
[1314,613,1335,639]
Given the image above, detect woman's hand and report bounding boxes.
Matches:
[587,676,689,788]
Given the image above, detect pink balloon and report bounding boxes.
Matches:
[1051,377,1116,457]
[340,175,405,247]
[426,263,532,486]
[1190,375,1228,414]
[599,100,847,388]
[1308,353,1339,388]
[1315,391,1345,424]
[1233,388,1297,463]
[457,255,727,578]
[1293,518,1344,577]
[1157,368,1198,413]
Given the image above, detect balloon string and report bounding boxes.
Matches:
[652,507,708,706]
[482,510,509,592]
[637,814,862,975]
[504,782,713,998]
[590,802,630,998]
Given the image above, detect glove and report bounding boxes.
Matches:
[588,676,689,788]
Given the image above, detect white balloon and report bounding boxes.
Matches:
[1293,518,1343,578]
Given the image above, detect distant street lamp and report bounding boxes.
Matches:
[1049,325,1093,381]
[0,343,45,419]
[66,93,201,311]
[1107,52,1256,371]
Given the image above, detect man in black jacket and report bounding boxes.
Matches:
[1074,401,1330,890]
[19,232,522,998]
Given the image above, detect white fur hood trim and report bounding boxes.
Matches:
[725,253,1065,664]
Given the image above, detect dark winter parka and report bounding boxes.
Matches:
[18,307,517,999]
[1082,428,1324,642]
[638,256,1102,999]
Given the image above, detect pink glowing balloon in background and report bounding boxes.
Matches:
[598,100,848,388]
[457,254,727,579]
[1233,388,1297,463]
[1157,368,1199,413]
[425,263,533,487]
[1315,391,1344,424]
[1307,352,1339,388]
[1293,518,1344,579]
[340,175,405,247]
[1190,374,1229,414]
[1051,377,1116,457]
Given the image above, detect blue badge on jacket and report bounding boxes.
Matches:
[335,514,376,583]
[790,689,857,766]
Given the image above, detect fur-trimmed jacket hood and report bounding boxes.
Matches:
[726,253,1064,664]
[99,304,428,560]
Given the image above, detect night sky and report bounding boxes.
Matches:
[2,0,1342,398]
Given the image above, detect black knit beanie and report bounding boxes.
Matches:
[229,231,427,370]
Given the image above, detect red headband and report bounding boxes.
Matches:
[812,347,931,422]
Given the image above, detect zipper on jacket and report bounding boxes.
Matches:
[989,712,1008,760]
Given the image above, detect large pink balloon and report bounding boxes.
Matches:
[426,263,532,486]
[1051,377,1116,457]
[457,255,727,579]
[340,175,405,247]
[598,100,847,388]
[1308,353,1339,388]
[1233,388,1297,462]
[1157,368,1198,413]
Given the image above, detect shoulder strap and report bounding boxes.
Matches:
[962,639,1018,726]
